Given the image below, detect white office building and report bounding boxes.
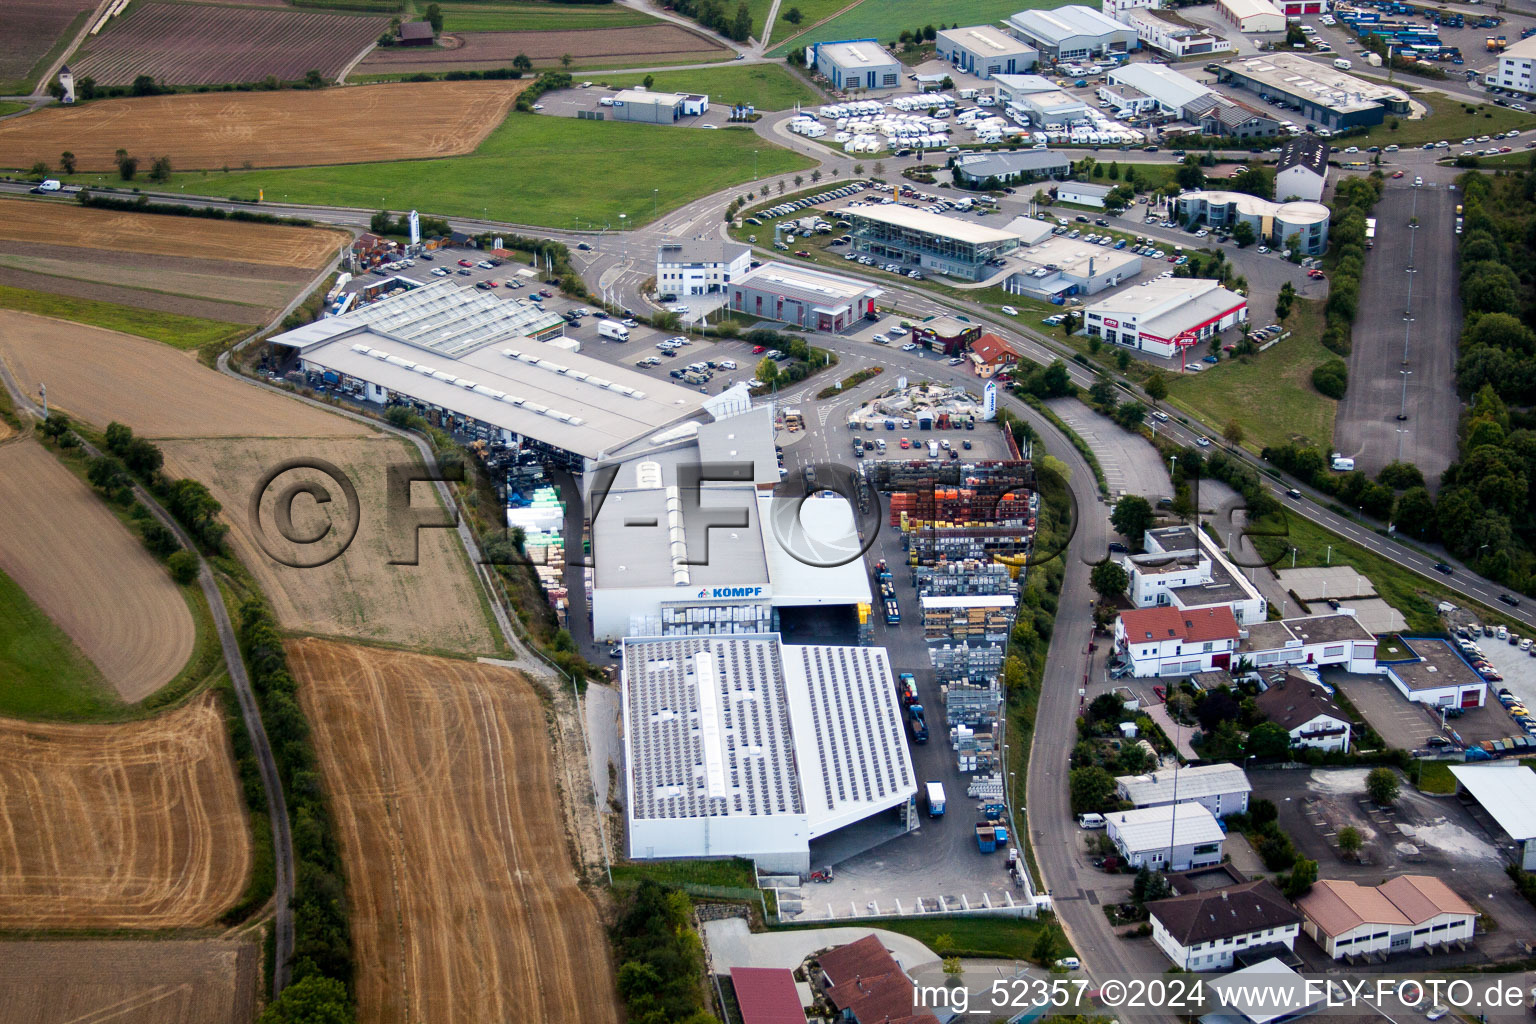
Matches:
[1056,181,1115,208]
[656,241,752,297]
[1124,8,1232,58]
[1103,0,1159,16]
[1007,5,1139,60]
[1116,763,1252,818]
[1175,190,1331,254]
[1106,803,1226,871]
[1490,34,1536,95]
[621,633,917,874]
[1084,278,1248,358]
[1114,605,1242,678]
[935,25,1038,78]
[811,39,901,92]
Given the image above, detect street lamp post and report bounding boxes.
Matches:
[1398,369,1412,422]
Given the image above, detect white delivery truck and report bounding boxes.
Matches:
[598,321,630,342]
[33,179,62,193]
[925,781,946,817]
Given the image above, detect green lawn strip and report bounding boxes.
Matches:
[429,0,660,32]
[772,912,1063,959]
[1413,759,1456,794]
[129,114,812,229]
[1459,149,1536,171]
[610,857,758,891]
[1249,506,1513,633]
[1345,91,1536,148]
[0,101,31,118]
[1165,298,1334,453]
[597,64,817,112]
[0,567,122,720]
[0,284,249,350]
[769,0,1052,56]
[768,0,852,47]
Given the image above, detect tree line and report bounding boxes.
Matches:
[613,881,718,1024]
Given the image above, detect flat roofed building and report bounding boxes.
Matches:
[935,24,1038,78]
[1015,88,1092,124]
[656,240,752,296]
[727,260,882,330]
[621,634,917,874]
[1215,53,1410,129]
[611,88,686,123]
[1297,877,1476,960]
[1175,190,1330,254]
[1126,8,1232,58]
[841,205,1020,280]
[1107,61,1215,115]
[991,72,1060,103]
[1007,5,1139,60]
[1104,0,1159,15]
[1148,879,1302,971]
[1381,636,1487,708]
[812,38,901,91]
[1084,278,1249,358]
[1448,764,1536,870]
[1057,181,1116,207]
[954,150,1071,186]
[1117,763,1252,818]
[1491,33,1536,96]
[1106,803,1227,870]
[1275,133,1330,201]
[1005,234,1142,300]
[1236,613,1380,676]
[1217,0,1286,34]
[1115,523,1266,623]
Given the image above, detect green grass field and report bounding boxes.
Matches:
[768,0,850,46]
[144,113,813,229]
[0,285,249,350]
[774,913,1066,959]
[1348,91,1536,148]
[0,101,30,118]
[1166,298,1335,452]
[609,858,758,889]
[421,0,661,32]
[770,0,1049,55]
[0,567,120,720]
[600,64,816,111]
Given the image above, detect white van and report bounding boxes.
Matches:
[1334,58,1352,70]
[1078,813,1106,829]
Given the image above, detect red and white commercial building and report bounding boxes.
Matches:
[1114,605,1242,678]
[1081,278,1248,358]
[727,261,882,332]
[1216,0,1286,34]
[1275,0,1328,16]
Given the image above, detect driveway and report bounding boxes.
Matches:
[701,917,940,973]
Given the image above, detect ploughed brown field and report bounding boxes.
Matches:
[0,440,194,702]
[0,81,526,171]
[0,1,97,89]
[71,1,385,86]
[0,939,259,1024]
[0,310,368,438]
[291,638,620,1024]
[0,694,250,929]
[358,24,729,73]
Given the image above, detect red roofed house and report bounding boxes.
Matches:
[967,333,1020,378]
[818,934,940,1024]
[730,967,805,1024]
[1114,605,1240,678]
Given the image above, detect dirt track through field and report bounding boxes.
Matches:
[160,436,498,652]
[0,440,194,702]
[0,694,250,929]
[291,639,620,1024]
[0,310,368,437]
[0,199,346,268]
[0,81,526,171]
[0,938,258,1024]
[359,25,728,72]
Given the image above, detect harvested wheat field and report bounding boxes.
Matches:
[0,198,346,268]
[0,311,366,437]
[0,938,258,1024]
[0,440,193,702]
[291,638,619,1024]
[360,24,729,73]
[0,81,526,172]
[160,436,498,652]
[0,694,250,929]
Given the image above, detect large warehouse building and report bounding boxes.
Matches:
[1007,4,1139,60]
[589,403,874,642]
[621,633,917,873]
[811,38,901,91]
[1175,190,1330,254]
[610,88,707,123]
[1104,62,1214,116]
[842,205,1021,280]
[1005,235,1142,299]
[726,261,881,330]
[1083,278,1248,357]
[273,280,707,469]
[953,150,1072,186]
[1215,53,1410,129]
[935,24,1038,78]
[1216,0,1286,34]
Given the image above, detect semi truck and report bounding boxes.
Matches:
[925,780,946,816]
[908,704,929,743]
[598,321,630,342]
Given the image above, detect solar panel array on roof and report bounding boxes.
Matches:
[794,645,912,813]
[341,279,565,356]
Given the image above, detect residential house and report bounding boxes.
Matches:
[1297,876,1477,959]
[1148,879,1303,970]
[1275,133,1330,202]
[1114,605,1241,678]
[1253,675,1352,751]
[967,333,1020,378]
[818,934,940,1024]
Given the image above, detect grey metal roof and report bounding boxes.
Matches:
[1117,763,1252,807]
[593,476,768,590]
[1109,803,1226,852]
[1108,62,1214,111]
[657,240,752,266]
[1058,181,1115,199]
[1449,765,1536,841]
[1277,133,1330,178]
[955,150,1071,180]
[1009,4,1134,45]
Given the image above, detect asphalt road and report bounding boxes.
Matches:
[1334,180,1463,485]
